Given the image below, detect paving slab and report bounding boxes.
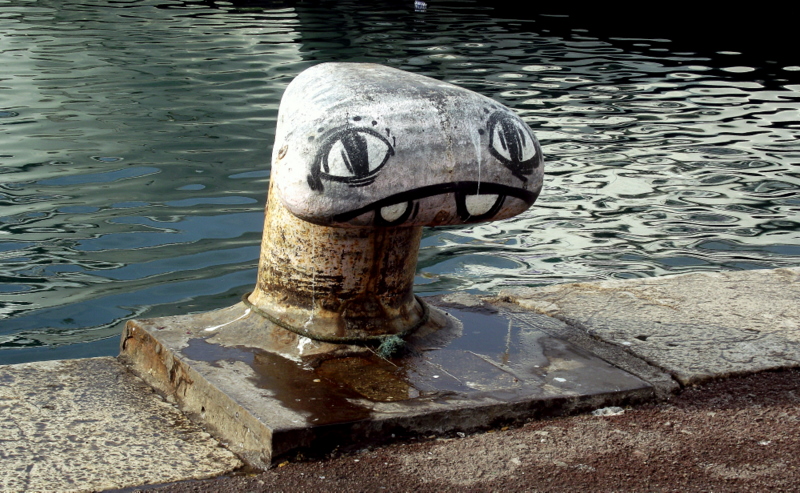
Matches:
[119,297,653,470]
[500,267,800,385]
[0,357,242,493]
[489,301,680,399]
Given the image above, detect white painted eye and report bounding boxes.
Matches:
[486,111,540,181]
[491,118,536,163]
[380,202,409,223]
[325,140,355,177]
[320,128,394,185]
[491,125,513,161]
[465,194,500,216]
[520,133,536,161]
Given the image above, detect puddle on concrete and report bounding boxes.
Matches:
[316,357,415,402]
[124,298,655,465]
[183,337,257,367]
[183,337,373,425]
[180,301,637,426]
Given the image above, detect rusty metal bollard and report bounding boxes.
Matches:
[118,67,663,466]
[242,63,543,356]
[119,62,549,468]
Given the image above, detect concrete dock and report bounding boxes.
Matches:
[1,267,798,492]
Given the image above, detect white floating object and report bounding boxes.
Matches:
[591,406,625,416]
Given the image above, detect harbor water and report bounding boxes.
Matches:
[1,1,798,363]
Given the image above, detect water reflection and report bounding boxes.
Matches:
[1,0,798,362]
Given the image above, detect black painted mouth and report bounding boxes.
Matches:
[332,181,540,226]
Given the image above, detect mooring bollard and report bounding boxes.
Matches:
[120,63,568,468]
[243,63,543,355]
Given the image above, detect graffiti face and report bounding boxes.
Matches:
[272,63,543,228]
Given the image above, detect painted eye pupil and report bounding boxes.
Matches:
[487,112,540,181]
[310,127,395,191]
[492,119,535,163]
[325,130,388,178]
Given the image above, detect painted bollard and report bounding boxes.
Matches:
[118,62,658,471]
[119,63,585,469]
[244,62,544,355]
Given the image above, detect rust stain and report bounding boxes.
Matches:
[316,356,412,402]
[121,321,192,401]
[250,183,424,340]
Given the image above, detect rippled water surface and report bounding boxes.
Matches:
[2,1,799,363]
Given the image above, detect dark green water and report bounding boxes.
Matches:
[1,1,798,364]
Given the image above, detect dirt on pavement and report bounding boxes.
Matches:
[132,367,800,492]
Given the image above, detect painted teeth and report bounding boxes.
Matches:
[380,202,409,222]
[465,194,500,216]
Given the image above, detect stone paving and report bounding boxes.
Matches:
[0,358,241,492]
[1,267,798,492]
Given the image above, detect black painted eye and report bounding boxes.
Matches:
[308,127,394,191]
[486,112,541,182]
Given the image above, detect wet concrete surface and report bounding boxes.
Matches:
[6,267,799,492]
[500,267,800,385]
[120,296,654,468]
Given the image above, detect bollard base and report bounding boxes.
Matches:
[119,295,653,469]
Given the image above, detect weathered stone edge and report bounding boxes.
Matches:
[119,320,274,470]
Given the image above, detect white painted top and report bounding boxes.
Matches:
[272,63,544,227]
